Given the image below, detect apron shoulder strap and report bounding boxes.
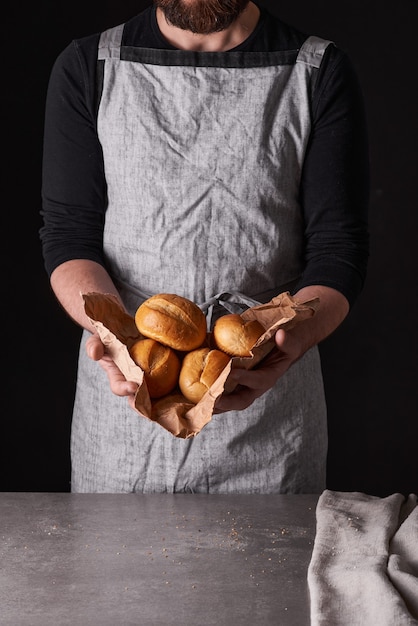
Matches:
[296,35,334,69]
[98,23,125,60]
[95,23,125,116]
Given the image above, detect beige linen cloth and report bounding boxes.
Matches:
[308,490,418,625]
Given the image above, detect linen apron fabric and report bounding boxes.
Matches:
[70,26,331,493]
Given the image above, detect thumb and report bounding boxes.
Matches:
[274,327,304,365]
[274,328,288,350]
[86,334,105,361]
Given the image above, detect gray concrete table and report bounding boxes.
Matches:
[0,493,318,625]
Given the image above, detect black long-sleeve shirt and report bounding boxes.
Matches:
[40,3,369,307]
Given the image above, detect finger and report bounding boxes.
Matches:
[98,356,139,396]
[227,369,265,390]
[229,360,287,391]
[86,334,105,361]
[214,386,259,413]
[274,328,287,348]
[274,328,299,355]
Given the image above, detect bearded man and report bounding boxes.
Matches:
[40,1,369,493]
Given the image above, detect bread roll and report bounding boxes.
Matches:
[179,347,231,404]
[135,293,207,352]
[129,338,181,399]
[213,313,265,357]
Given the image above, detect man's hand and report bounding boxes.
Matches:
[85,334,139,410]
[214,285,350,413]
[214,328,302,413]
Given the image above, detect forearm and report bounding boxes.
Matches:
[291,285,349,353]
[50,259,123,332]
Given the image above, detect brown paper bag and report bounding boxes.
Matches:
[83,291,319,439]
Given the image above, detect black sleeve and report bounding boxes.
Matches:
[296,45,370,307]
[40,34,107,277]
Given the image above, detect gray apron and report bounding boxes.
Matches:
[70,26,330,493]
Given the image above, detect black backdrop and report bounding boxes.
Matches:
[2,1,417,495]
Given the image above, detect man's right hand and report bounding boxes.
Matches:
[85,334,139,407]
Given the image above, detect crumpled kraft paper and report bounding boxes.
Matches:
[83,291,319,439]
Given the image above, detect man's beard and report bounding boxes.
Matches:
[154,0,250,35]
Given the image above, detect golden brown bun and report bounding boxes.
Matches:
[134,293,207,352]
[213,313,265,357]
[179,347,231,404]
[129,338,181,399]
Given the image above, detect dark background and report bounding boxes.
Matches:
[2,1,417,495]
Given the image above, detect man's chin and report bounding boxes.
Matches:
[154,0,250,35]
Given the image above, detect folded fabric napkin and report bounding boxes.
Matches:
[307,489,418,625]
